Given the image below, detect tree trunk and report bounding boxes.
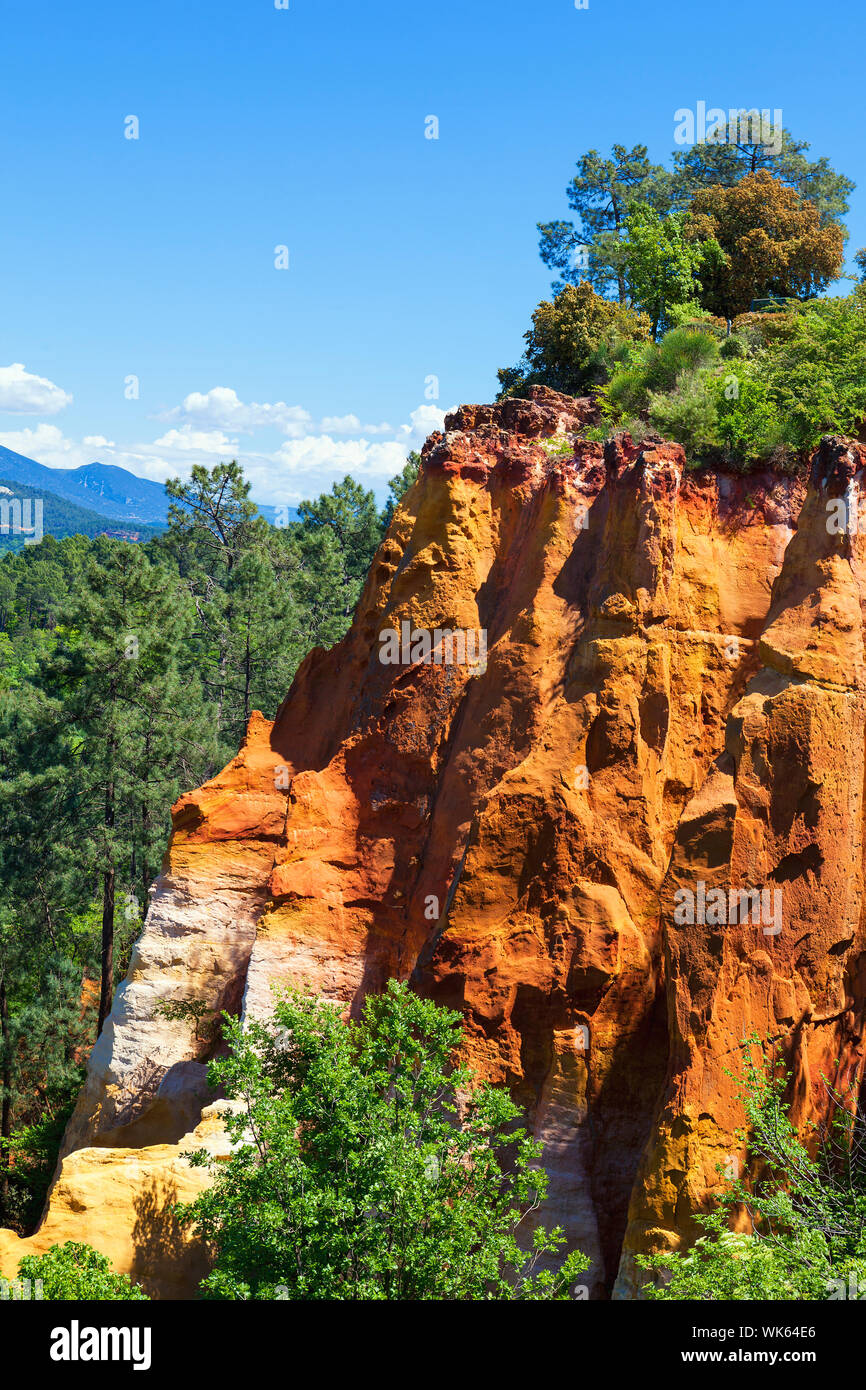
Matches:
[243,619,252,729]
[141,805,150,905]
[216,642,228,741]
[98,766,116,1036]
[141,727,152,904]
[0,973,11,1224]
[98,868,115,1036]
[612,192,627,304]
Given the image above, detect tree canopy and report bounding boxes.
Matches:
[538,124,853,307]
[178,981,588,1301]
[497,282,650,399]
[0,454,417,1235]
[688,171,845,318]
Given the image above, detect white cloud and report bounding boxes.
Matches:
[398,404,448,449]
[152,425,238,453]
[0,364,72,415]
[319,414,362,435]
[0,423,241,485]
[164,387,314,438]
[273,435,409,480]
[0,395,450,509]
[0,423,83,467]
[320,414,393,435]
[148,385,449,501]
[165,386,409,441]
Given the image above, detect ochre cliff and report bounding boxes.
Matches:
[3,386,865,1298]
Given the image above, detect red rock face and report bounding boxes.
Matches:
[5,391,866,1299]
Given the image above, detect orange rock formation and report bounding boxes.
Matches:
[3,387,864,1298]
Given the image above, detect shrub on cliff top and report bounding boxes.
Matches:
[497,282,650,400]
[178,980,588,1301]
[596,286,866,467]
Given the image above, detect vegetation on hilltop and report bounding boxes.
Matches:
[0,476,163,552]
[534,125,852,307]
[593,287,866,466]
[501,123,866,470]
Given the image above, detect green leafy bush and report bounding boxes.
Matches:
[17,1242,149,1300]
[600,328,720,424]
[639,1042,866,1300]
[748,290,866,449]
[4,1104,78,1233]
[713,373,785,461]
[621,205,724,338]
[597,288,866,467]
[497,282,650,399]
[647,371,719,456]
[178,980,588,1301]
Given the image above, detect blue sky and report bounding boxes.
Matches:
[1,0,863,504]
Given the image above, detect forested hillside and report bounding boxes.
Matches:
[0,477,163,552]
[0,454,417,1232]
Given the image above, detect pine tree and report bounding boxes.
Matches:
[24,543,210,1032]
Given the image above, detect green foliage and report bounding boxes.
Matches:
[687,173,845,319]
[0,930,94,1230]
[0,456,416,1231]
[646,371,719,456]
[17,1241,149,1300]
[669,121,854,226]
[597,287,866,467]
[665,301,727,336]
[713,372,785,460]
[0,476,162,554]
[537,144,673,302]
[165,460,258,567]
[294,476,381,590]
[739,289,866,450]
[4,1102,79,1233]
[639,1041,866,1300]
[497,282,650,400]
[178,980,588,1300]
[537,126,852,311]
[380,453,420,528]
[622,206,724,338]
[601,327,720,421]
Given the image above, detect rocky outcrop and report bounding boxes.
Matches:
[4,390,865,1299]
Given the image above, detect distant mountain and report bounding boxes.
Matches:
[0,447,168,524]
[0,477,163,551]
[0,446,296,530]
